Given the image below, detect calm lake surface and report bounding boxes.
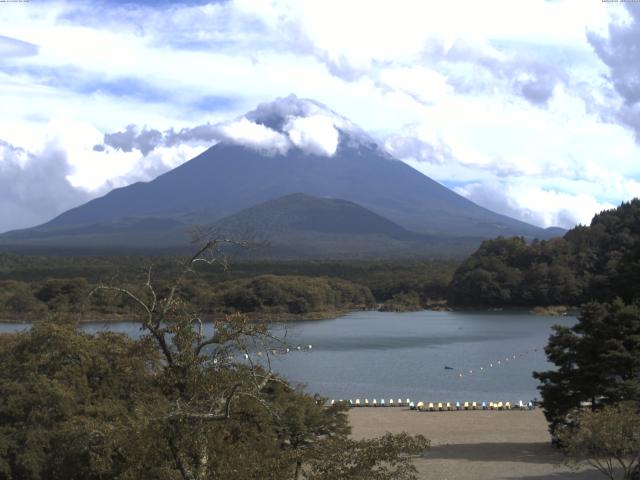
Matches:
[1,310,575,403]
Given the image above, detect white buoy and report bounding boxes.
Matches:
[308,345,312,349]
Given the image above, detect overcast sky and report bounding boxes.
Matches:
[1,0,639,233]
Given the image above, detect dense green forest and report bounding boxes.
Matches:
[0,256,456,320]
[0,243,429,479]
[449,200,640,307]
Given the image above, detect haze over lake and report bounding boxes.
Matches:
[2,310,573,403]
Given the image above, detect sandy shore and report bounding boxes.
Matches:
[348,408,602,480]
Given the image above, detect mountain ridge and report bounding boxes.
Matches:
[0,95,565,257]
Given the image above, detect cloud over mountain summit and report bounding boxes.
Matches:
[2,1,640,233]
[95,94,374,158]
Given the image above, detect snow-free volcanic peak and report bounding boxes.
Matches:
[0,95,564,255]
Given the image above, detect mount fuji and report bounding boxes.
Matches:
[0,95,562,258]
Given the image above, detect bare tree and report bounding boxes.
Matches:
[89,237,429,480]
[91,238,288,480]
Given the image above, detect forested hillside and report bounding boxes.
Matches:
[449,199,640,307]
[0,257,456,320]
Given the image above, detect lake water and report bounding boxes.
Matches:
[0,310,574,404]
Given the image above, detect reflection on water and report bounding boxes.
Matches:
[1,310,574,402]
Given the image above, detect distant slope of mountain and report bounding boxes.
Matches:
[0,194,482,259]
[36,140,556,238]
[209,193,482,259]
[0,95,564,256]
[213,193,419,239]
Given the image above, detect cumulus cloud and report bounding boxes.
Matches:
[0,140,91,233]
[588,6,640,105]
[0,34,38,57]
[587,5,640,141]
[516,67,559,105]
[284,115,339,156]
[454,181,615,229]
[384,125,453,165]
[102,125,163,156]
[1,0,637,234]
[218,117,290,154]
[96,95,370,157]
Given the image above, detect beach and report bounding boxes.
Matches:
[348,408,602,480]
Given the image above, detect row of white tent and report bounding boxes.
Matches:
[330,399,535,410]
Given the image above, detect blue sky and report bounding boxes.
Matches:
[0,0,639,232]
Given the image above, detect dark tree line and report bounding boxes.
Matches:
[0,275,375,320]
[0,258,456,319]
[449,200,640,307]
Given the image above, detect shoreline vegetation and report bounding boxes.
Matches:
[448,200,640,308]
[3,200,638,325]
[0,255,458,322]
[0,302,574,324]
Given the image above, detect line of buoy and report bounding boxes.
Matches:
[452,346,544,378]
[217,344,313,362]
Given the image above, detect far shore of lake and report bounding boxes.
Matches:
[0,303,578,325]
[0,308,362,325]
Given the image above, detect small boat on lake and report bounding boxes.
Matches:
[444,365,454,370]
